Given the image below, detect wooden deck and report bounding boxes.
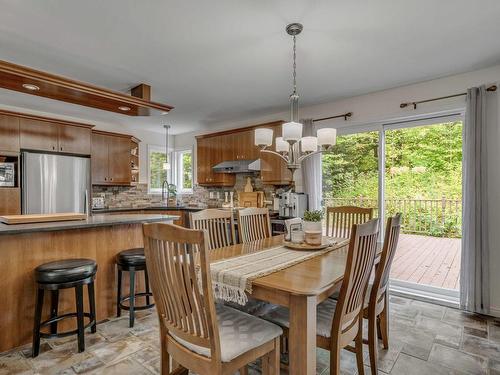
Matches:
[390,234,461,290]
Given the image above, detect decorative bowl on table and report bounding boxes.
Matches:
[283,236,337,251]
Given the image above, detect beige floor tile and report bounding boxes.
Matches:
[428,343,488,374]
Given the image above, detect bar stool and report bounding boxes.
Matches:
[32,258,97,357]
[116,248,154,328]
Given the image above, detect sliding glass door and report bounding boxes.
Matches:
[321,115,463,303]
[384,120,462,300]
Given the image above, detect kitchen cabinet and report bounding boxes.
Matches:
[58,124,91,154]
[0,188,21,215]
[19,118,91,155]
[196,135,235,186]
[91,131,134,185]
[195,120,291,186]
[20,118,59,152]
[232,129,259,160]
[0,115,20,152]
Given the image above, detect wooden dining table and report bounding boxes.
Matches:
[209,234,351,375]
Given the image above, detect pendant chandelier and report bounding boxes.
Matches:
[254,23,337,173]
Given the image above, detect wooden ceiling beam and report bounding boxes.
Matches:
[0,60,173,116]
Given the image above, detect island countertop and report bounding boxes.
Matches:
[0,213,178,235]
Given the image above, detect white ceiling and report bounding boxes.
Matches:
[0,0,500,135]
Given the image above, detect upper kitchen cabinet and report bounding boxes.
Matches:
[58,124,91,155]
[233,129,259,160]
[0,115,20,152]
[19,117,92,155]
[196,135,235,186]
[91,130,137,186]
[195,120,291,186]
[19,118,59,152]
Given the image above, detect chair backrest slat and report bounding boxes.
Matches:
[334,219,379,333]
[190,209,236,250]
[143,223,221,359]
[237,208,271,243]
[326,206,373,238]
[371,214,401,303]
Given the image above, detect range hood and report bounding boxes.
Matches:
[212,159,261,174]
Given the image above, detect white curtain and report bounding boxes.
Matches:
[301,118,323,210]
[460,86,493,314]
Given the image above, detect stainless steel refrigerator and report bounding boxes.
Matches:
[22,151,90,214]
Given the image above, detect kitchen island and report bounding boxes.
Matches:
[0,213,177,352]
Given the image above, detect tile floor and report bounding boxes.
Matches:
[1,296,500,374]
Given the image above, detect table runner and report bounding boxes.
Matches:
[209,240,348,305]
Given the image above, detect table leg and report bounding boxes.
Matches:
[288,294,316,375]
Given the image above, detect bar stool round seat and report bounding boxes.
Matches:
[116,248,154,328]
[32,258,97,358]
[116,248,146,267]
[35,259,97,285]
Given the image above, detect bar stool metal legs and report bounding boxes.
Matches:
[116,264,154,328]
[116,248,155,328]
[32,258,98,358]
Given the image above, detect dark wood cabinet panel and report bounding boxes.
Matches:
[196,135,234,186]
[91,132,133,186]
[0,188,21,215]
[108,136,131,184]
[91,133,110,184]
[58,125,91,155]
[19,118,59,152]
[196,137,209,184]
[0,115,20,152]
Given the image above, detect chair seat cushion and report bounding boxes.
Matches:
[116,248,146,266]
[35,259,97,284]
[261,298,338,338]
[171,304,282,362]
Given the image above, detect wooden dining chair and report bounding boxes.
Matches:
[237,208,272,243]
[143,223,282,375]
[261,219,380,375]
[190,209,236,250]
[326,206,373,238]
[363,213,401,375]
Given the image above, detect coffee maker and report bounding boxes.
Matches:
[278,191,308,218]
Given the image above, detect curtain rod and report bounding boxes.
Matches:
[400,85,497,110]
[313,112,352,122]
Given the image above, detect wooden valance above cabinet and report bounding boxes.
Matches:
[196,120,292,186]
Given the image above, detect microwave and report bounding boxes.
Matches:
[0,162,15,187]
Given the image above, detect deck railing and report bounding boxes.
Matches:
[323,197,462,238]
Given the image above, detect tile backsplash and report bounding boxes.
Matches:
[92,174,281,209]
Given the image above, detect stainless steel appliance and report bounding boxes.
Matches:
[278,191,308,218]
[22,152,90,214]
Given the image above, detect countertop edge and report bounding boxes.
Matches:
[0,214,179,235]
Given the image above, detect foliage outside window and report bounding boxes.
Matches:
[174,149,193,193]
[148,146,168,194]
[321,122,463,238]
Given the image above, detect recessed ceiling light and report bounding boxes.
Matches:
[161,111,169,115]
[22,83,40,91]
[118,106,131,111]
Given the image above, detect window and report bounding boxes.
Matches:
[174,149,193,193]
[148,145,169,194]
